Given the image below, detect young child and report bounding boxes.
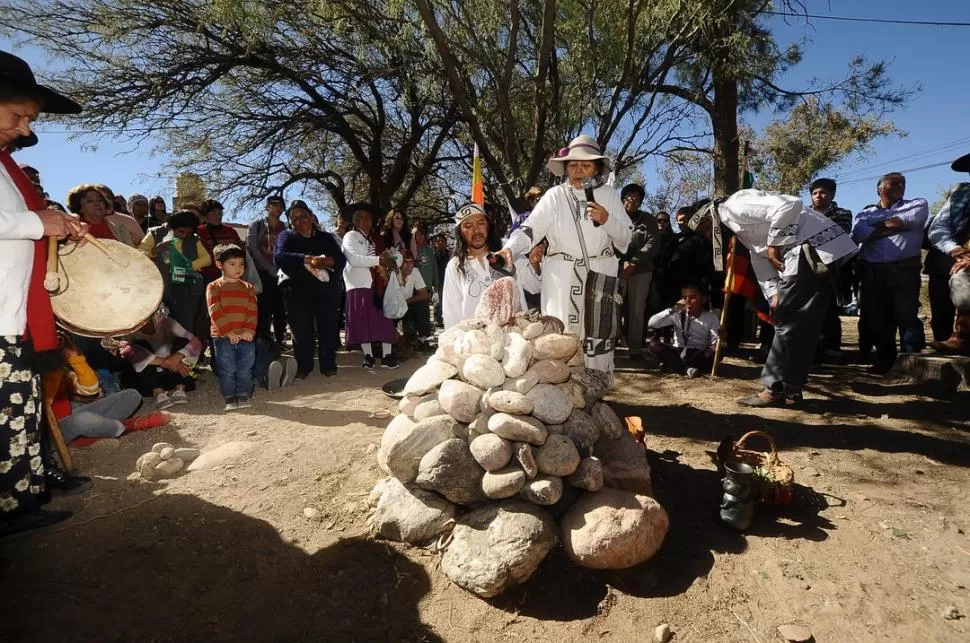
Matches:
[206,244,259,411]
[645,282,722,378]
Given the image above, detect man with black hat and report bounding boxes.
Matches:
[810,177,853,356]
[926,153,970,355]
[1,50,88,536]
[247,195,289,345]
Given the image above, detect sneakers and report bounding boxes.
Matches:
[170,389,188,405]
[686,367,702,379]
[267,360,283,390]
[380,355,400,369]
[154,391,174,410]
[224,397,238,412]
[282,357,298,387]
[236,397,253,409]
[294,370,310,383]
[362,354,375,369]
[122,411,171,432]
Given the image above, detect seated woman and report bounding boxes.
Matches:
[118,307,202,409]
[47,336,170,445]
[65,183,137,246]
[645,282,722,378]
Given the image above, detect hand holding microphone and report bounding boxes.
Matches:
[582,178,607,227]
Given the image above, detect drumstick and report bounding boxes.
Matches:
[81,233,128,267]
[44,235,61,292]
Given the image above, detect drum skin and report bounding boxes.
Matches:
[50,238,164,337]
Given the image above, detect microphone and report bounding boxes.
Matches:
[582,177,600,227]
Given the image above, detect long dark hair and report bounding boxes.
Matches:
[453,217,501,278]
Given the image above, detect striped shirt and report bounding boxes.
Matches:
[206,278,258,337]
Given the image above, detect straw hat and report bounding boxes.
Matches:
[546,135,612,177]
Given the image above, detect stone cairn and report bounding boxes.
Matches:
[367,277,670,598]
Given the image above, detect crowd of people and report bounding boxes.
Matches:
[3,51,970,540]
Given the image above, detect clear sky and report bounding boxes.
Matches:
[5,0,969,224]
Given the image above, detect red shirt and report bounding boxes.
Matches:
[87,221,115,240]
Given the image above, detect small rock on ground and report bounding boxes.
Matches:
[776,623,813,642]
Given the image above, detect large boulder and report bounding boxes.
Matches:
[502,332,534,378]
[594,432,654,496]
[487,390,534,415]
[527,384,572,424]
[535,434,581,477]
[488,413,548,446]
[563,409,600,451]
[533,333,580,362]
[561,489,669,570]
[461,354,506,389]
[441,501,558,598]
[378,414,458,483]
[591,402,625,439]
[469,433,513,472]
[481,467,527,499]
[415,438,485,504]
[371,477,456,544]
[403,358,458,396]
[438,379,484,424]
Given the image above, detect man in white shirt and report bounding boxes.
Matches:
[442,203,496,329]
[645,283,721,378]
[691,190,857,407]
[398,251,431,342]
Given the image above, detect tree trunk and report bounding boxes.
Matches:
[711,70,740,196]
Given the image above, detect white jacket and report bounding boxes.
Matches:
[341,230,380,290]
[716,189,858,298]
[0,165,44,336]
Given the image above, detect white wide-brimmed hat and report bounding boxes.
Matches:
[547,135,613,177]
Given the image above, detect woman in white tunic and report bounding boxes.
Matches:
[497,135,632,373]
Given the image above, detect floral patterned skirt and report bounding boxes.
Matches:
[0,336,47,516]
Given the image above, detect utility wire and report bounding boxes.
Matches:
[766,11,970,27]
[836,160,953,187]
[835,137,970,180]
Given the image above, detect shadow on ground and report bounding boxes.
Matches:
[0,488,440,643]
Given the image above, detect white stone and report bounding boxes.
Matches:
[522,321,544,340]
[438,379,484,424]
[172,447,200,463]
[151,442,174,454]
[520,475,563,506]
[481,467,527,499]
[561,489,669,570]
[370,477,456,544]
[461,354,506,390]
[441,501,557,597]
[153,457,184,478]
[533,333,580,362]
[486,323,508,362]
[415,438,485,505]
[488,413,548,446]
[536,434,581,477]
[303,507,320,520]
[137,452,162,479]
[457,329,490,357]
[398,393,427,417]
[413,398,446,421]
[404,358,458,396]
[487,390,534,415]
[527,384,572,424]
[379,414,458,483]
[502,332,534,378]
[187,441,256,471]
[503,369,539,395]
[469,433,513,472]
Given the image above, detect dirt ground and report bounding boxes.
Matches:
[2,319,970,643]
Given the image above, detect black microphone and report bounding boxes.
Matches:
[582,177,601,227]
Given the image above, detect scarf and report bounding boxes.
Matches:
[0,147,59,363]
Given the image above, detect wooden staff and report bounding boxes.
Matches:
[44,235,61,292]
[710,255,735,377]
[41,371,75,473]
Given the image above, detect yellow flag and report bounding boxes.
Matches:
[471,143,484,205]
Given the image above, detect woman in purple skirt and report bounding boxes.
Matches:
[341,203,400,369]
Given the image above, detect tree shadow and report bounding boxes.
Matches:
[0,489,440,643]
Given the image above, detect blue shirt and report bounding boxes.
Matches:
[927,182,970,256]
[851,198,929,263]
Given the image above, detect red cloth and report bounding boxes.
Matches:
[724,236,772,325]
[86,221,115,240]
[0,148,58,353]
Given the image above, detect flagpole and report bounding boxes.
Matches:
[711,237,736,377]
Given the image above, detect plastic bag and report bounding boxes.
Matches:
[244,249,264,295]
[383,272,408,320]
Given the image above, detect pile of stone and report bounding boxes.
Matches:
[132,442,200,481]
[368,308,669,598]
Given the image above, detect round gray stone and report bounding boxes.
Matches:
[536,434,581,477]
[469,433,513,472]
[520,475,563,506]
[481,466,527,499]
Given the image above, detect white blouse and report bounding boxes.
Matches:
[0,165,45,336]
[341,230,381,290]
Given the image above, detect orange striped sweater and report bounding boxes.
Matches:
[206,278,258,337]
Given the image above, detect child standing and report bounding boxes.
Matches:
[207,244,259,411]
[645,283,722,378]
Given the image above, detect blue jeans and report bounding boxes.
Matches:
[212,337,256,400]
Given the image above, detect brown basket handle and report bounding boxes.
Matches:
[735,430,780,464]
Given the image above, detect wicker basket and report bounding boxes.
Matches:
[727,430,795,505]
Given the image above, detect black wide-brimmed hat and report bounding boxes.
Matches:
[0,50,81,114]
[952,153,970,173]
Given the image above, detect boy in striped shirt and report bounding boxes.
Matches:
[207,244,259,411]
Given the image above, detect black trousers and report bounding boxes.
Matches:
[403,299,432,338]
[256,270,287,344]
[928,272,956,342]
[283,281,340,374]
[861,258,925,369]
